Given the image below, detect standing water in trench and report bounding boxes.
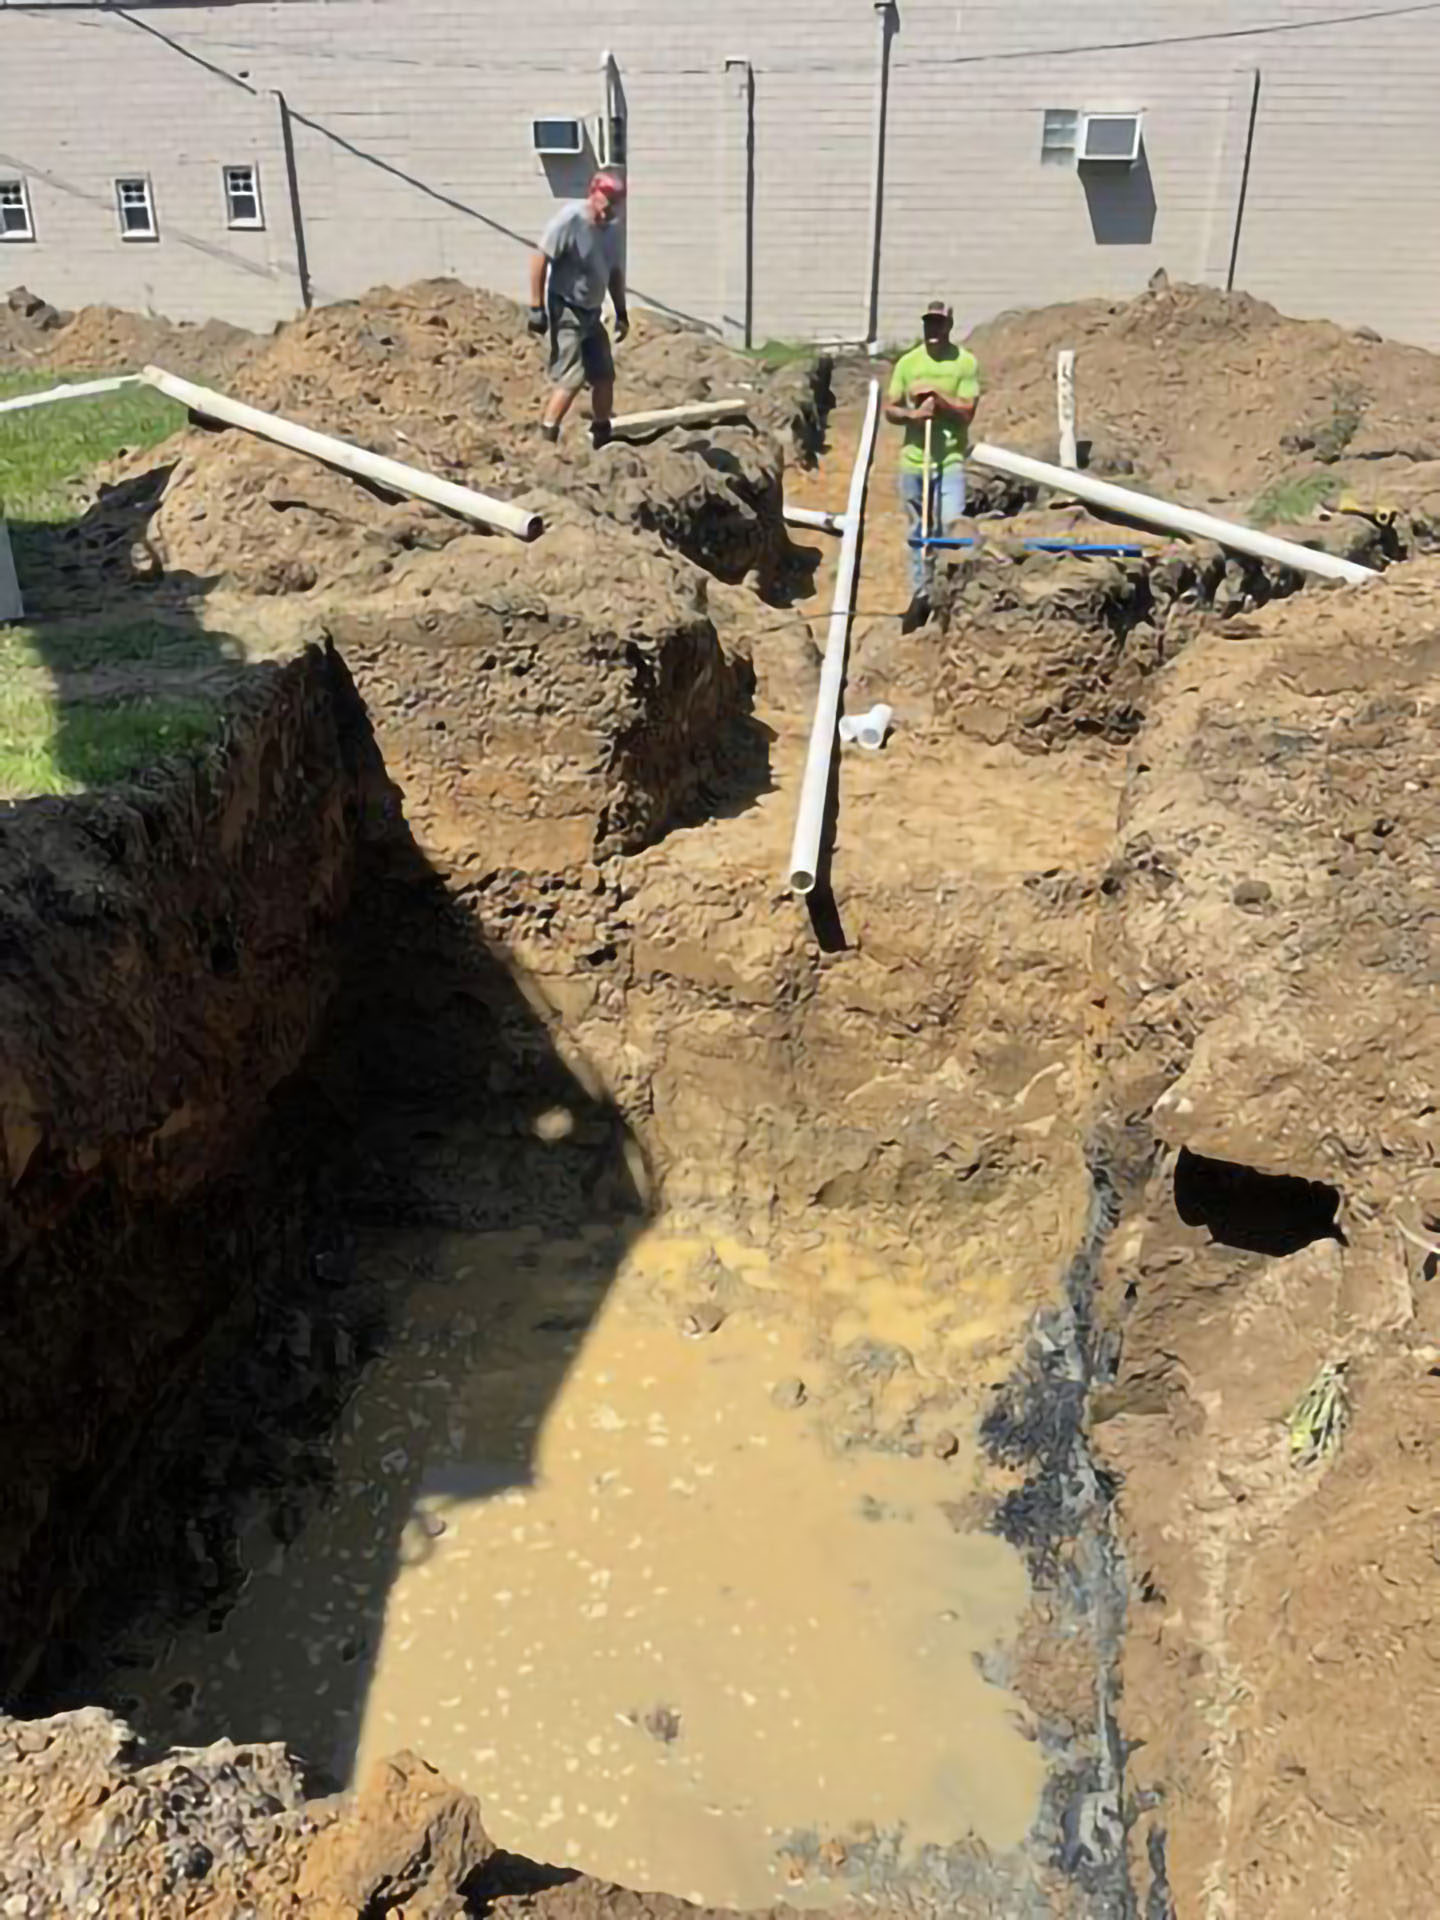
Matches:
[113,1220,1047,1910]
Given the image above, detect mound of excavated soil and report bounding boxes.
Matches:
[1,283,258,382]
[968,277,1440,507]
[215,280,821,451]
[3,278,824,459]
[50,281,824,610]
[317,506,761,864]
[112,417,797,603]
[845,531,1366,756]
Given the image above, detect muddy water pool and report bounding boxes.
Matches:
[115,1222,1046,1908]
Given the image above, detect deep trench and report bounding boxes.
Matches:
[0,436,1377,1913]
[8,853,1135,1910]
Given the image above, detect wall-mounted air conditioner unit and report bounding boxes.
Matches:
[532,118,584,156]
[1078,112,1143,165]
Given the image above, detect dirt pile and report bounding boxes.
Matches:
[967,277,1440,506]
[321,520,761,865]
[1086,558,1440,1915]
[19,281,830,875]
[0,1703,803,1918]
[52,281,824,607]
[215,281,822,454]
[848,541,1316,754]
[0,1709,499,1919]
[1,283,258,381]
[120,419,797,603]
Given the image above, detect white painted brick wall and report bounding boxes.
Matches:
[4,0,1440,352]
[0,10,302,330]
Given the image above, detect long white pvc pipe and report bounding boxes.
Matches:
[968,440,1376,586]
[0,375,141,415]
[784,505,847,534]
[139,365,543,542]
[609,398,749,434]
[787,378,881,895]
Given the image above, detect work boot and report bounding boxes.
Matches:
[590,419,613,450]
[540,420,560,445]
[900,591,930,635]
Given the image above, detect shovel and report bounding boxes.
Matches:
[920,416,935,551]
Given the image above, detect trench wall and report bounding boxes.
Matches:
[0,643,377,1695]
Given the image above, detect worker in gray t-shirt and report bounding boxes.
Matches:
[527,171,629,448]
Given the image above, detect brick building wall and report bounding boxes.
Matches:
[2,0,1439,348]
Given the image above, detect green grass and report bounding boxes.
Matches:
[1250,471,1336,528]
[746,338,823,370]
[0,686,217,797]
[1308,378,1367,464]
[0,369,183,523]
[1,371,213,796]
[0,615,226,674]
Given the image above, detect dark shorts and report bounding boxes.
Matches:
[548,302,614,393]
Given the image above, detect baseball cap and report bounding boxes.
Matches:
[590,170,627,202]
[922,300,954,323]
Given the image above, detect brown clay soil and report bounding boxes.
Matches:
[967,274,1440,508]
[1,283,259,383]
[3,276,1440,1919]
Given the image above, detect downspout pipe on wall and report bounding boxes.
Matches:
[600,49,629,306]
[273,90,313,312]
[865,2,897,352]
[1225,68,1261,291]
[600,49,623,171]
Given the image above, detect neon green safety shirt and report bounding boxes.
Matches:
[888,342,982,471]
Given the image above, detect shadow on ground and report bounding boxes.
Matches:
[6,558,652,1808]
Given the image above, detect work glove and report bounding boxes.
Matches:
[614,311,630,343]
[526,306,547,336]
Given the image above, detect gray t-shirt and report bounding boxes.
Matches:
[540,202,622,313]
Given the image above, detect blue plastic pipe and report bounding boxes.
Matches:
[909,536,1145,555]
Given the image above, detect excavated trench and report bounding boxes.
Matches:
[1,372,1416,1918]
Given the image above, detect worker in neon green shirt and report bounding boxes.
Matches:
[886,300,981,627]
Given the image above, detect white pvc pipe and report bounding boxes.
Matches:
[139,365,543,542]
[784,505,846,534]
[839,701,892,751]
[0,375,141,415]
[1057,351,1077,470]
[968,440,1377,587]
[787,378,882,895]
[609,398,749,434]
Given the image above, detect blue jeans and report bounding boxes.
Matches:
[900,463,967,595]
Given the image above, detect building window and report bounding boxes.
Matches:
[1040,108,1079,165]
[223,164,264,229]
[0,179,34,242]
[115,176,158,240]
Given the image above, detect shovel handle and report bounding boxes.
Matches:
[921,418,935,543]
